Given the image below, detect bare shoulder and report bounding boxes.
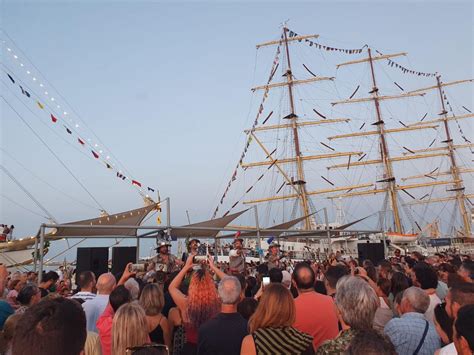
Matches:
[240,334,256,355]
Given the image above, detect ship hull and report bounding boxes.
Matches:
[386,232,418,243]
[0,248,36,268]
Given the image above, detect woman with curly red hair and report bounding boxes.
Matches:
[169,255,220,354]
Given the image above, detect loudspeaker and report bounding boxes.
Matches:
[111,247,137,276]
[76,247,109,281]
[357,242,385,264]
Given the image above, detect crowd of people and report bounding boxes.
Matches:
[0,240,472,355]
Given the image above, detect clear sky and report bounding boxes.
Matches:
[1,1,472,261]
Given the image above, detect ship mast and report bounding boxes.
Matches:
[435,75,471,237]
[282,27,312,230]
[367,48,402,233]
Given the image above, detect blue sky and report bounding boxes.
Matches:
[1,1,472,260]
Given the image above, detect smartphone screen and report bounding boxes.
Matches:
[262,277,270,286]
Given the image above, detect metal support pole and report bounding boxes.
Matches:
[38,225,45,283]
[254,205,263,263]
[324,208,332,255]
[382,231,388,258]
[166,197,171,239]
[136,234,140,262]
[33,236,38,272]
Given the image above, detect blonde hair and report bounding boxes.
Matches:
[112,302,149,355]
[248,283,295,333]
[139,283,165,316]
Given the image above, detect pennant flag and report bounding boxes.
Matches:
[6,73,15,84]
[65,127,72,134]
[37,101,44,109]
[78,138,85,145]
[92,150,99,158]
[147,187,155,192]
[235,231,241,238]
[51,114,58,123]
[20,86,31,98]
[267,236,275,244]
[105,162,112,169]
[132,180,142,187]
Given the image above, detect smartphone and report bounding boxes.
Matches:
[129,263,145,272]
[193,255,207,263]
[262,277,270,286]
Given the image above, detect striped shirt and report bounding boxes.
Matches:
[253,327,313,354]
[71,291,96,302]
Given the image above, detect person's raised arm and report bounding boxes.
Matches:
[117,262,136,286]
[169,255,194,311]
[207,256,226,280]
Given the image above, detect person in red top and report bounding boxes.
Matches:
[292,262,339,350]
[96,285,131,355]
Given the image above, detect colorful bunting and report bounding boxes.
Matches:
[375,50,436,77]
[288,28,367,55]
[19,86,30,98]
[212,37,284,219]
[3,65,159,194]
[132,180,142,187]
[6,73,15,84]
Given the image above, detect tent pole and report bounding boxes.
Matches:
[38,225,45,283]
[324,208,332,255]
[254,206,262,263]
[166,198,171,239]
[33,236,38,272]
[136,234,140,262]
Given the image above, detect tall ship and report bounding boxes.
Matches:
[212,26,473,257]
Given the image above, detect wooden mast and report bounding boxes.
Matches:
[282,27,312,230]
[367,48,403,233]
[435,75,471,237]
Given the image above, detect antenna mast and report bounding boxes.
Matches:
[367,48,403,233]
[282,27,312,230]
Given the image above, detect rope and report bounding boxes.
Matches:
[0,147,99,211]
[0,193,49,219]
[2,97,107,212]
[0,164,57,222]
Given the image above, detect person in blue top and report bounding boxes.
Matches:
[384,287,441,355]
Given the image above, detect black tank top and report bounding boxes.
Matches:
[149,316,165,344]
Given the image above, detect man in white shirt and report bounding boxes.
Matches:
[71,271,96,304]
[82,272,116,332]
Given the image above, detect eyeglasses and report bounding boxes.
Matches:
[126,344,169,355]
